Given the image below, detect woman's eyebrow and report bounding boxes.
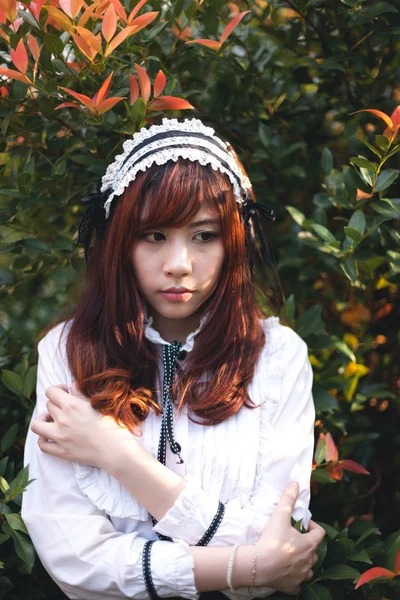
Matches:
[189,218,220,228]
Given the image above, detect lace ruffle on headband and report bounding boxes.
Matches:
[100,117,252,219]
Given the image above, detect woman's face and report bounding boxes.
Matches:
[131,206,225,341]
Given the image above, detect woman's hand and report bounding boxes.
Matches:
[31,381,135,470]
[255,481,325,595]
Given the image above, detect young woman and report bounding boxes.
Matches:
[22,117,325,600]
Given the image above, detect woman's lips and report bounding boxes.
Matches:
[160,291,193,302]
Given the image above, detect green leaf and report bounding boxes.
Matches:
[23,366,37,399]
[4,514,28,535]
[376,135,390,151]
[387,251,400,274]
[130,98,146,123]
[43,34,64,55]
[349,157,378,170]
[314,438,326,465]
[385,143,400,160]
[0,477,10,494]
[319,565,359,581]
[1,423,18,453]
[348,209,366,235]
[331,338,356,361]
[302,583,332,600]
[17,8,40,29]
[2,370,24,395]
[317,522,340,539]
[0,534,10,546]
[313,388,339,413]
[374,169,400,193]
[285,205,306,226]
[357,137,383,159]
[371,198,400,218]
[282,293,295,322]
[348,549,372,564]
[311,469,336,483]
[340,259,358,284]
[311,224,336,243]
[344,226,362,243]
[296,305,326,338]
[1,523,35,572]
[321,147,333,175]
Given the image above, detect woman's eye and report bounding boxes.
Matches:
[194,231,220,242]
[140,232,166,243]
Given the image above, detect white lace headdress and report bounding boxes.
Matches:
[100,117,252,219]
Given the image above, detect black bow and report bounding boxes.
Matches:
[242,200,277,268]
[70,189,111,264]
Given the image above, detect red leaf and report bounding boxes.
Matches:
[96,96,125,115]
[354,567,395,589]
[220,10,250,45]
[0,0,17,21]
[102,3,117,42]
[27,33,40,60]
[55,101,82,110]
[128,11,158,32]
[153,69,166,98]
[135,63,151,103]
[10,38,28,74]
[129,74,139,105]
[127,0,148,23]
[59,0,83,20]
[185,38,221,51]
[340,460,370,475]
[395,549,400,575]
[149,96,194,111]
[103,25,137,57]
[58,86,96,112]
[350,108,393,128]
[325,432,339,463]
[93,71,113,106]
[325,463,343,481]
[0,67,29,83]
[109,0,126,23]
[390,105,400,129]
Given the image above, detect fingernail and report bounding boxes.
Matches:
[288,481,299,492]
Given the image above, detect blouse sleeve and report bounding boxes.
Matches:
[21,326,199,600]
[153,325,315,599]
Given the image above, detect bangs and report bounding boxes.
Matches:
[131,159,236,232]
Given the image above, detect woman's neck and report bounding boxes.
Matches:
[149,310,204,344]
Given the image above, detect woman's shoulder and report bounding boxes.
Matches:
[37,319,73,372]
[259,316,308,365]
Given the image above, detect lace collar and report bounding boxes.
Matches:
[144,312,209,353]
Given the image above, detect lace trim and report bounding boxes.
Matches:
[101,135,247,200]
[100,117,252,219]
[103,148,246,219]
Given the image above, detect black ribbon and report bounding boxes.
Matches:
[70,189,111,264]
[242,199,276,268]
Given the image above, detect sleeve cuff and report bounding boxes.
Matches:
[153,474,220,545]
[151,539,200,600]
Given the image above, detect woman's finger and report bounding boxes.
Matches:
[45,385,70,408]
[46,400,61,419]
[31,413,56,437]
[312,552,319,565]
[305,569,313,581]
[37,436,64,458]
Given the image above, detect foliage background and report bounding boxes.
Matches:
[0,0,399,598]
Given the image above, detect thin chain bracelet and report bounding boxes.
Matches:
[226,544,240,592]
[248,543,258,596]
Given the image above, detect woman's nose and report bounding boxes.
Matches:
[163,241,192,277]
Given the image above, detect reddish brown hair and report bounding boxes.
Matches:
[40,158,269,434]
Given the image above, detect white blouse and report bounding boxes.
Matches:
[21,316,315,600]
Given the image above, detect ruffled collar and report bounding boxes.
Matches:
[144,311,209,353]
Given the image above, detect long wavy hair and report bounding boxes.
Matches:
[39,156,272,435]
